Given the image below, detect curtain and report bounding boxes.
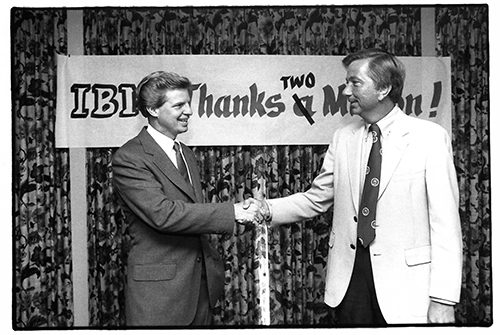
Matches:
[12,9,73,328]
[83,6,423,327]
[86,148,129,325]
[11,4,490,329]
[436,6,490,325]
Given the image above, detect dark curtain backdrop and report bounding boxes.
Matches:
[12,5,490,328]
[12,9,73,328]
[435,6,491,324]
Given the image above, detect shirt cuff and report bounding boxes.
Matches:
[430,297,456,306]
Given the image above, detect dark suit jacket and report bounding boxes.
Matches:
[112,127,235,326]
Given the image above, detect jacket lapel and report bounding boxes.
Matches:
[347,124,365,214]
[138,128,197,203]
[378,112,410,200]
[347,110,411,209]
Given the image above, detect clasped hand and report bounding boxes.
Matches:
[234,198,271,225]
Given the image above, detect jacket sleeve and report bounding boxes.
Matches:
[112,146,235,235]
[425,126,463,303]
[268,133,336,225]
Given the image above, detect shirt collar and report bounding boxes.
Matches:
[365,105,399,139]
[146,125,177,152]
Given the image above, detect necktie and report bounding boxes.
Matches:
[358,124,382,248]
[173,142,191,186]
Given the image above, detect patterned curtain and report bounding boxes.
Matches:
[86,148,129,325]
[11,4,489,329]
[436,6,490,324]
[82,6,423,327]
[12,9,73,328]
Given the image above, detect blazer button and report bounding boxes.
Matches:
[353,216,358,223]
[350,244,356,250]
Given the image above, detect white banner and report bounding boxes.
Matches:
[55,54,451,147]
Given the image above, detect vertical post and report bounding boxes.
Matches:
[67,9,89,327]
[255,189,270,325]
[257,224,270,325]
[421,7,437,56]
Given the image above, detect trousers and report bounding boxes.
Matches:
[335,240,387,326]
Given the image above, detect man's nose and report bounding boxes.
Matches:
[184,104,193,115]
[342,84,352,97]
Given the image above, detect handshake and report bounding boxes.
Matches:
[234,198,272,225]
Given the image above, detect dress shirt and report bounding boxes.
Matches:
[146,125,192,184]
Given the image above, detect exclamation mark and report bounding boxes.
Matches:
[429,81,442,118]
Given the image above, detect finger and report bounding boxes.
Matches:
[259,206,268,217]
[256,200,270,220]
[254,211,264,223]
[242,199,252,210]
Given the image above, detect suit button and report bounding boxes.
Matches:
[196,257,202,263]
[353,216,358,222]
[350,244,356,250]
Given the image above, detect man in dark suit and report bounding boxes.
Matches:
[112,71,263,326]
[256,49,462,325]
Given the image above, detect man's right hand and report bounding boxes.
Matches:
[234,199,264,224]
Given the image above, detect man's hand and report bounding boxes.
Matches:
[427,300,455,323]
[234,199,264,224]
[242,198,271,222]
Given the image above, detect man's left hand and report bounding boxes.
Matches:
[427,300,455,323]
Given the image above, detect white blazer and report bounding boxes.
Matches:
[268,108,462,324]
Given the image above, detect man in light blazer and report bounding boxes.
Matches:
[112,71,264,326]
[259,49,463,325]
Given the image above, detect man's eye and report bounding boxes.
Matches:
[346,80,361,87]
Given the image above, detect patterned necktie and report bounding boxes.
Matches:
[358,123,382,248]
[173,142,191,185]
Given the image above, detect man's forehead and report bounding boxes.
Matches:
[346,59,370,77]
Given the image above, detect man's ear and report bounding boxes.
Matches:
[146,107,158,118]
[378,85,392,101]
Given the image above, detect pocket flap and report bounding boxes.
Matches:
[405,245,431,266]
[133,263,176,281]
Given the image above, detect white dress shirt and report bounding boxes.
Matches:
[146,125,192,184]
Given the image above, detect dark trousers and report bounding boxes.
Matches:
[336,240,387,326]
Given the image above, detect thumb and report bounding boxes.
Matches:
[242,199,252,209]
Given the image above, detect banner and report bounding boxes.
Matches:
[55,54,451,147]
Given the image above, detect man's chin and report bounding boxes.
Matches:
[349,106,361,116]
